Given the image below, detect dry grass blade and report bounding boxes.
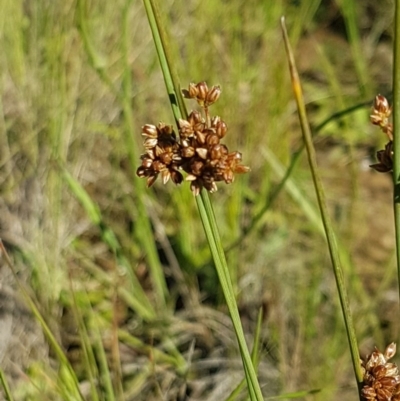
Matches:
[0,240,85,401]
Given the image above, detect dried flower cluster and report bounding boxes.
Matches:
[136,82,250,195]
[361,343,400,401]
[370,95,393,173]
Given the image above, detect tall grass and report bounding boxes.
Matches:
[0,0,396,400]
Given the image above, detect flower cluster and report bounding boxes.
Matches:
[136,82,250,195]
[361,343,400,401]
[370,95,393,173]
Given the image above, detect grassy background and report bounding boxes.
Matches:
[0,0,397,400]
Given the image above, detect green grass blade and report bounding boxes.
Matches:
[69,283,101,401]
[393,0,400,311]
[264,388,321,400]
[0,368,14,401]
[117,328,185,370]
[91,314,117,401]
[281,17,363,393]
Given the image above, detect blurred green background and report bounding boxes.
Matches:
[0,0,397,400]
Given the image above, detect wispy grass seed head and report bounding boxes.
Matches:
[136,82,250,195]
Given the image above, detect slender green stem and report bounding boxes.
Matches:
[0,368,14,401]
[281,17,363,392]
[225,309,263,401]
[197,196,262,398]
[196,193,264,400]
[393,0,400,312]
[144,0,186,121]
[142,0,263,398]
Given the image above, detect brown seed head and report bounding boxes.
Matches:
[136,122,181,188]
[205,85,221,106]
[181,146,196,158]
[144,137,158,149]
[206,133,220,147]
[385,363,399,378]
[371,95,393,141]
[370,142,393,173]
[178,118,194,139]
[209,144,226,160]
[196,130,207,145]
[196,148,208,160]
[196,81,209,102]
[385,343,397,360]
[213,119,228,138]
[393,384,400,400]
[187,83,199,98]
[188,110,203,125]
[373,365,389,380]
[137,82,250,194]
[370,95,394,174]
[141,156,153,169]
[142,124,158,138]
[373,95,391,117]
[361,386,377,401]
[171,170,183,185]
[360,343,400,401]
[190,160,204,176]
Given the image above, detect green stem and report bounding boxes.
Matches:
[144,0,186,121]
[393,0,400,317]
[142,0,264,398]
[0,368,14,401]
[281,17,363,392]
[196,192,264,400]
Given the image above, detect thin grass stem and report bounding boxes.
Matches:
[68,278,101,401]
[197,192,263,400]
[142,0,263,398]
[144,0,186,121]
[281,17,363,395]
[0,368,14,401]
[393,0,400,313]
